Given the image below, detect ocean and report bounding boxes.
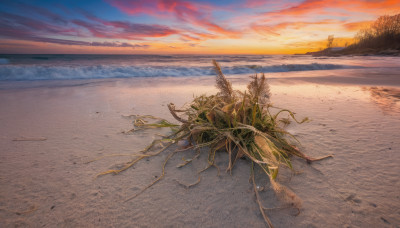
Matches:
[1,54,399,81]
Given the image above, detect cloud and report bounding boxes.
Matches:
[73,18,178,40]
[343,21,373,31]
[1,0,398,54]
[0,12,80,36]
[188,43,199,47]
[17,2,69,25]
[251,24,281,36]
[2,35,148,48]
[89,41,149,48]
[0,12,148,48]
[180,31,218,42]
[180,34,203,41]
[266,0,327,16]
[251,20,340,36]
[242,0,295,9]
[243,0,268,8]
[273,20,338,30]
[265,0,400,17]
[106,0,241,38]
[105,0,159,15]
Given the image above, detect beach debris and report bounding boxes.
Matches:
[12,137,47,141]
[0,205,38,215]
[381,217,390,224]
[93,60,332,227]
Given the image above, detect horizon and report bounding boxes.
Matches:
[0,0,399,55]
[0,53,308,55]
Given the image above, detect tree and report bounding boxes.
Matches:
[327,35,334,49]
[371,14,400,37]
[353,13,400,49]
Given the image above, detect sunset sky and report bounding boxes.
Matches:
[0,0,399,54]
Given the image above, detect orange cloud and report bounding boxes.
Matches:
[251,24,280,36]
[180,34,202,41]
[252,20,340,36]
[107,0,241,38]
[266,0,400,16]
[343,21,373,31]
[273,20,338,30]
[268,0,327,16]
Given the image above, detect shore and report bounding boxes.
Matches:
[305,48,400,57]
[0,70,399,227]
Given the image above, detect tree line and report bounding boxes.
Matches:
[343,13,400,53]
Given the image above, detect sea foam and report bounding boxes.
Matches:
[0,58,9,64]
[0,63,360,81]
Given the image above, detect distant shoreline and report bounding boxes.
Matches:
[303,48,400,57]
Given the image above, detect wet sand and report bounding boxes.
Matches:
[0,70,399,227]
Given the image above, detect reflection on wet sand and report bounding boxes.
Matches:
[363,86,400,114]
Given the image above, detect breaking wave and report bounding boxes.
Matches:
[0,58,9,64]
[0,63,361,81]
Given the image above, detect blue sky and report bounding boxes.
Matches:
[0,0,398,54]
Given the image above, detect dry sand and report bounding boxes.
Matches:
[0,70,399,227]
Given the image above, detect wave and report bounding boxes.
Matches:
[0,63,361,81]
[0,58,9,64]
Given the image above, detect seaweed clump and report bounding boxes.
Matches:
[94,60,332,227]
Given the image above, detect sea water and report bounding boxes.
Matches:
[0,54,399,81]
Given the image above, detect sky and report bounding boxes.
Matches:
[0,0,399,54]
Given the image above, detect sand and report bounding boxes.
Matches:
[0,70,399,227]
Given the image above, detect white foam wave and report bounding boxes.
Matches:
[0,63,360,81]
[0,58,9,64]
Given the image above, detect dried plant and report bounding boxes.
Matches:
[213,60,235,103]
[247,73,270,105]
[91,61,332,228]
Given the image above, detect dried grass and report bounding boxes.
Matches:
[91,61,332,227]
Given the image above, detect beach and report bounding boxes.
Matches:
[0,55,399,227]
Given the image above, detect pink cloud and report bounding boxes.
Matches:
[0,12,156,48]
[251,24,280,36]
[244,0,268,8]
[73,19,178,40]
[265,0,400,17]
[106,0,241,38]
[106,0,159,15]
[0,12,83,37]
